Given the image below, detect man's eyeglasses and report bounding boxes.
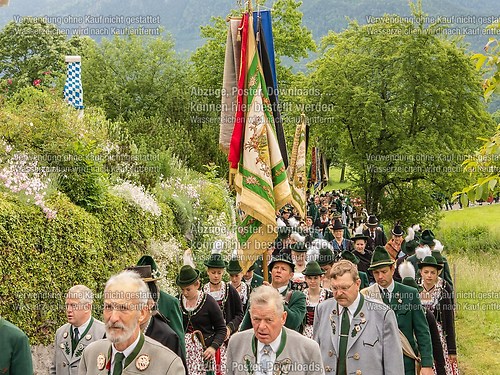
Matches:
[331,282,355,292]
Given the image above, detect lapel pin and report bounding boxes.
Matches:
[136,354,151,371]
[97,354,106,370]
[85,334,92,340]
[63,332,68,339]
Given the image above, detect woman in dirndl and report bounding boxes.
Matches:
[301,260,333,339]
[202,247,244,375]
[227,257,251,312]
[176,265,226,375]
[418,256,459,375]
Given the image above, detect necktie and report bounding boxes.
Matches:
[337,308,350,375]
[71,327,80,352]
[382,288,390,305]
[260,344,273,374]
[113,352,125,375]
[73,327,79,343]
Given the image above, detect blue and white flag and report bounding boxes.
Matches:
[64,56,84,110]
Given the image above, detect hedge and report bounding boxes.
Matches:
[0,191,176,345]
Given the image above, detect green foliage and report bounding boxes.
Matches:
[0,19,70,94]
[0,190,177,345]
[308,3,494,223]
[0,192,103,345]
[456,22,500,205]
[81,33,190,124]
[56,140,108,211]
[0,87,111,211]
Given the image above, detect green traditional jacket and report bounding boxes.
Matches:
[0,318,33,375]
[390,282,434,374]
[358,272,369,290]
[156,290,185,356]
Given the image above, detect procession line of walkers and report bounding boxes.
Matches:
[1,201,458,375]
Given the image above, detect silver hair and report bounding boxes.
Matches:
[249,285,284,315]
[104,270,150,308]
[66,285,94,304]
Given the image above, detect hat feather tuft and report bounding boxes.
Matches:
[398,261,416,279]
[416,245,431,260]
[290,232,305,243]
[405,227,415,242]
[433,239,444,252]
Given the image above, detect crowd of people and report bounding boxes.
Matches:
[1,192,460,375]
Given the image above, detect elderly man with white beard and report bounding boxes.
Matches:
[78,271,185,375]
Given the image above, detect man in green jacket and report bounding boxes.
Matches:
[239,253,306,332]
[362,246,434,375]
[136,255,185,355]
[0,316,33,375]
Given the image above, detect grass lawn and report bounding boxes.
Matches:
[324,166,352,191]
[437,204,500,374]
[439,203,500,231]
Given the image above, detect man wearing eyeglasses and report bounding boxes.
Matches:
[313,260,403,374]
[50,285,105,375]
[78,270,185,375]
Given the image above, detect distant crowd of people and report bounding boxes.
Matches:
[1,193,459,375]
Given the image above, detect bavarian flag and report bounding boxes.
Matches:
[288,114,308,219]
[233,12,291,273]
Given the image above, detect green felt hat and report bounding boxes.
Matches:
[317,246,335,266]
[175,265,200,287]
[341,250,360,265]
[402,277,423,292]
[418,255,443,270]
[203,253,228,269]
[402,239,419,256]
[368,246,395,271]
[126,265,161,282]
[268,253,295,272]
[226,258,243,274]
[302,261,325,276]
[291,242,307,252]
[419,229,436,246]
[431,250,445,265]
[137,255,162,279]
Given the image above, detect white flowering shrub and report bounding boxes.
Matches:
[109,180,161,216]
[148,238,185,295]
[0,141,57,219]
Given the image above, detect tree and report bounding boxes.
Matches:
[455,22,500,205]
[81,33,190,123]
[308,4,494,224]
[0,19,70,93]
